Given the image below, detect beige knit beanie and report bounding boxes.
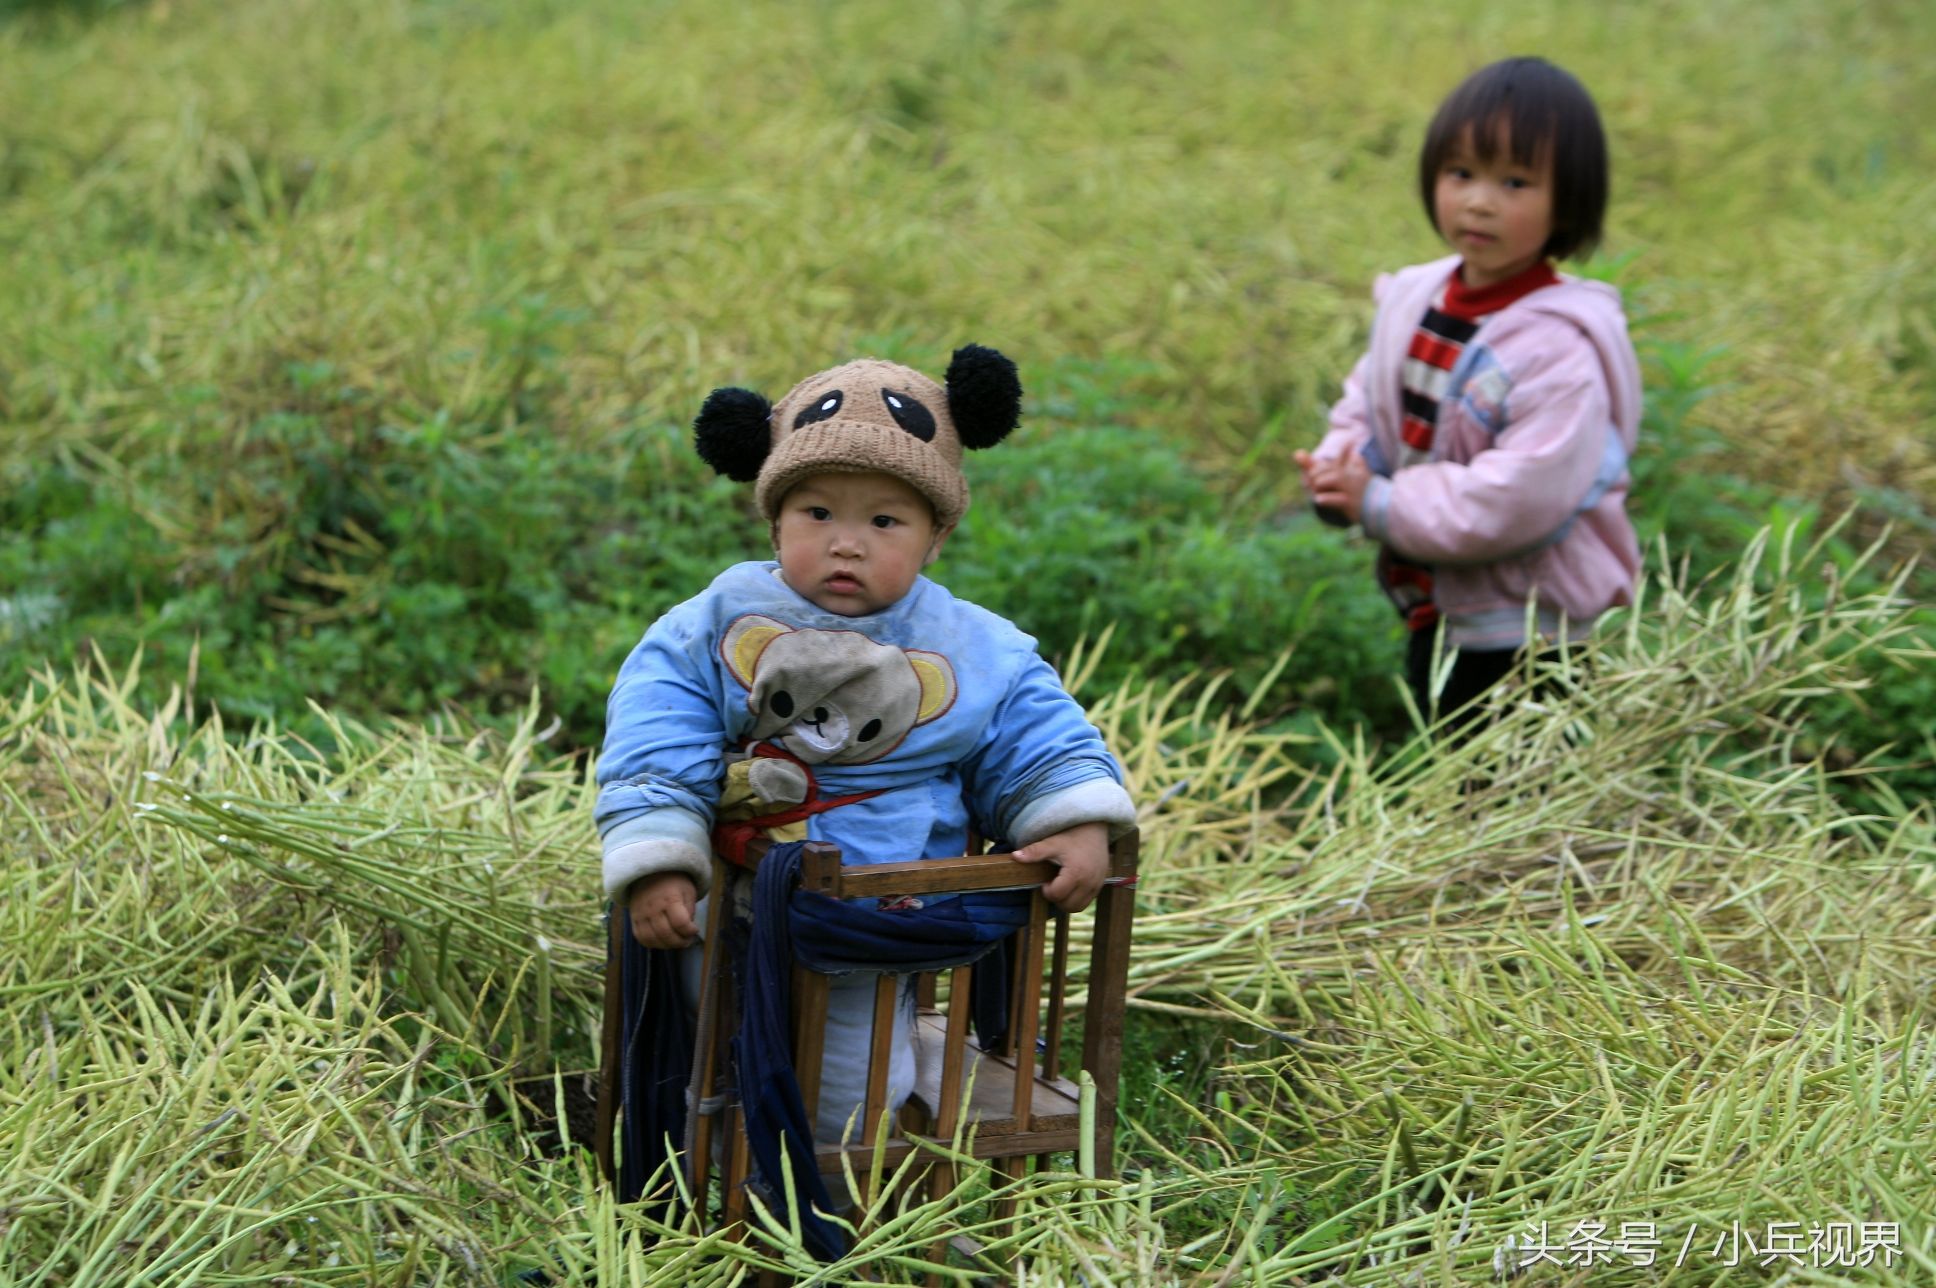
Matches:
[692,344,1022,532]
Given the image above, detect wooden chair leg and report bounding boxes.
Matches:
[1010,894,1049,1130]
[687,867,734,1222]
[1036,910,1071,1174]
[985,898,1050,1244]
[860,973,900,1213]
[926,964,973,1281]
[713,898,755,1231]
[1080,835,1140,1180]
[595,905,625,1185]
[722,1098,751,1228]
[990,1155,1027,1238]
[932,967,972,1149]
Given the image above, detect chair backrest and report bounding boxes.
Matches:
[595,828,1140,1254]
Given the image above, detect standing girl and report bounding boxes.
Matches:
[1296,56,1642,728]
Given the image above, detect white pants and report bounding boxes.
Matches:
[685,893,916,1146]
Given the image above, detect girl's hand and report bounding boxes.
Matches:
[1009,821,1111,914]
[627,872,700,949]
[1293,448,1320,489]
[1295,450,1354,527]
[1312,450,1372,525]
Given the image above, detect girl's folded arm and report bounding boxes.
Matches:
[1313,350,1376,462]
[1369,336,1610,565]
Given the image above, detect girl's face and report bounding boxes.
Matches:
[1433,123,1555,289]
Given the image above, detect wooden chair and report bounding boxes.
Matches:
[594,828,1139,1270]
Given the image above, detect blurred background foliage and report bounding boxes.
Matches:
[1,0,1931,788]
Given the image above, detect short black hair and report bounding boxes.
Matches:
[1418,57,1608,262]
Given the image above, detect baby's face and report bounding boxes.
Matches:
[774,472,950,616]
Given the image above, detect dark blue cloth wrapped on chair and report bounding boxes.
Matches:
[617,842,1030,1261]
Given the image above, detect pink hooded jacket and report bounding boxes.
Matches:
[1316,254,1643,649]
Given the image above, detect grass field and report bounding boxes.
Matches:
[3,0,1934,1282]
[3,0,1932,490]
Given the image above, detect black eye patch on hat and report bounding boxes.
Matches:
[794,389,844,429]
[880,388,936,441]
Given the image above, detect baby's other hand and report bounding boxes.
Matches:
[627,872,699,949]
[1010,821,1111,914]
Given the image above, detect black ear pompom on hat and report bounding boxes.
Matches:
[945,344,1021,450]
[693,387,772,483]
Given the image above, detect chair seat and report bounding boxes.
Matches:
[908,1011,1082,1138]
[808,1010,1085,1171]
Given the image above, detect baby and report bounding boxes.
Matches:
[594,345,1135,1216]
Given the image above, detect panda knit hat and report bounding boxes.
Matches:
[691,344,1022,532]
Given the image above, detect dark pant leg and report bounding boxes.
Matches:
[1406,629,1521,741]
[618,927,695,1209]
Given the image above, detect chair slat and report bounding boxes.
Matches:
[794,970,831,1133]
[1010,893,1049,1128]
[863,974,898,1144]
[934,965,972,1141]
[1041,912,1070,1084]
[800,848,1135,900]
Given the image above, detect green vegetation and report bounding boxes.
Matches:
[0,377,1399,745]
[2,0,1933,1281]
[4,545,1931,1282]
[3,0,1933,757]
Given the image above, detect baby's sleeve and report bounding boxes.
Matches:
[594,612,731,898]
[961,654,1136,850]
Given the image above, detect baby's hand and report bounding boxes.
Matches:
[1009,821,1111,914]
[627,872,700,949]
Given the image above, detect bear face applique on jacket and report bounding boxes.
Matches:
[715,614,958,814]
